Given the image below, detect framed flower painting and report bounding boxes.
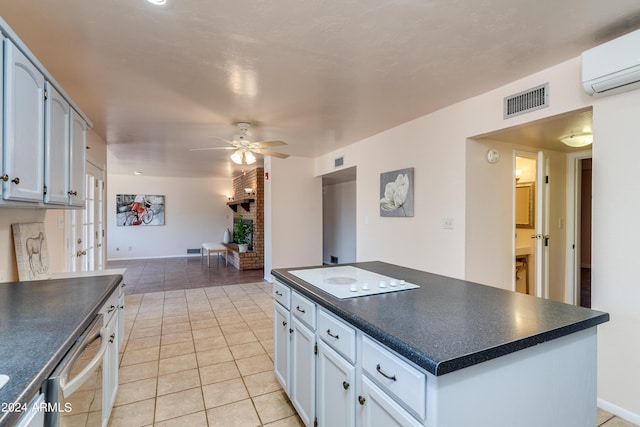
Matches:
[379,167,414,217]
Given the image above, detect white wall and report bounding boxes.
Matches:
[264,156,322,277]
[106,174,232,259]
[313,56,639,422]
[323,180,356,264]
[591,89,640,423]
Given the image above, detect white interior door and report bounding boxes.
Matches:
[66,162,105,272]
[534,151,550,298]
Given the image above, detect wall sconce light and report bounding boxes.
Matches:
[244,188,254,197]
[515,169,522,182]
[560,131,593,148]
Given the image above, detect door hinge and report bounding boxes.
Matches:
[314,343,318,355]
[545,175,549,184]
[95,180,98,188]
[102,229,105,237]
[44,90,48,100]
[102,181,105,190]
[43,185,47,195]
[314,417,317,427]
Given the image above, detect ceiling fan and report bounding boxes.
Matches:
[190,122,289,165]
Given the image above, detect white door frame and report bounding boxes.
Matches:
[64,159,106,272]
[565,150,593,304]
[512,150,538,294]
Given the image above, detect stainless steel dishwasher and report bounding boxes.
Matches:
[43,313,113,427]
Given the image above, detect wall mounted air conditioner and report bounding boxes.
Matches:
[582,29,640,97]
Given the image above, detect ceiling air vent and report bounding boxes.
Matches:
[504,83,549,119]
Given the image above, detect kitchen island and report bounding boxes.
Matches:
[272,261,609,427]
[0,274,123,427]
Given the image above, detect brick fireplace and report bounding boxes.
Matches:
[224,168,264,270]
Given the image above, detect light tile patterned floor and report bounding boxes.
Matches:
[109,282,303,427]
[109,278,637,427]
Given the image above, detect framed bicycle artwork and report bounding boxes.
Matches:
[116,194,166,226]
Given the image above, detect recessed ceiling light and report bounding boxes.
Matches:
[146,0,167,5]
[134,171,143,175]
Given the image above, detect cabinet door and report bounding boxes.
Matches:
[103,312,118,427]
[358,376,422,427]
[317,340,355,427]
[44,82,70,205]
[68,109,86,207]
[291,317,316,427]
[273,301,291,394]
[3,39,45,202]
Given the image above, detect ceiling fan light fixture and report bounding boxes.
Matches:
[230,150,244,164]
[245,151,257,165]
[560,131,593,148]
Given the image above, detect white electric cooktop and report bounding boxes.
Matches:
[289,266,419,299]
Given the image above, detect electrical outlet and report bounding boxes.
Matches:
[443,217,454,229]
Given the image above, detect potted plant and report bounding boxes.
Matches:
[234,218,253,253]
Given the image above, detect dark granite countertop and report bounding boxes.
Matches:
[0,275,122,427]
[272,261,609,377]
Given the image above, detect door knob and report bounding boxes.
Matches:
[0,174,8,182]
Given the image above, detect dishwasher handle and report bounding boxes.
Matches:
[60,315,108,398]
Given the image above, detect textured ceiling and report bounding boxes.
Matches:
[0,0,638,177]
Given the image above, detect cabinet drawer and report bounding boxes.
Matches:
[273,280,291,309]
[291,291,316,330]
[317,308,356,363]
[101,289,119,324]
[362,335,426,420]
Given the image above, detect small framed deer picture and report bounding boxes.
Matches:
[12,222,51,281]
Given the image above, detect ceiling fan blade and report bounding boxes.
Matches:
[189,147,236,151]
[255,149,290,159]
[255,140,287,147]
[207,136,234,145]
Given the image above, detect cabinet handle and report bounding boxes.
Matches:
[376,364,397,381]
[68,190,78,196]
[326,329,339,339]
[358,395,366,405]
[107,305,116,313]
[296,306,306,313]
[289,328,293,334]
[11,177,20,185]
[0,174,7,182]
[275,290,283,296]
[109,333,115,343]
[342,381,349,390]
[282,320,287,327]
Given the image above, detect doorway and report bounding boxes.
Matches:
[468,107,593,303]
[322,166,357,265]
[514,154,537,295]
[566,154,593,307]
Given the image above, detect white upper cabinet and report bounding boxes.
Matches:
[0,19,91,208]
[68,109,86,207]
[2,39,45,203]
[44,82,70,205]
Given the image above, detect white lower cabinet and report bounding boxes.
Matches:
[273,282,423,427]
[13,393,45,427]
[359,376,422,427]
[273,301,291,394]
[291,316,316,427]
[317,340,355,427]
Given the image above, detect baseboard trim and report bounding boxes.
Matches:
[107,254,201,261]
[598,398,640,425]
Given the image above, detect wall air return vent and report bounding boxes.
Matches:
[504,83,549,119]
[334,156,344,168]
